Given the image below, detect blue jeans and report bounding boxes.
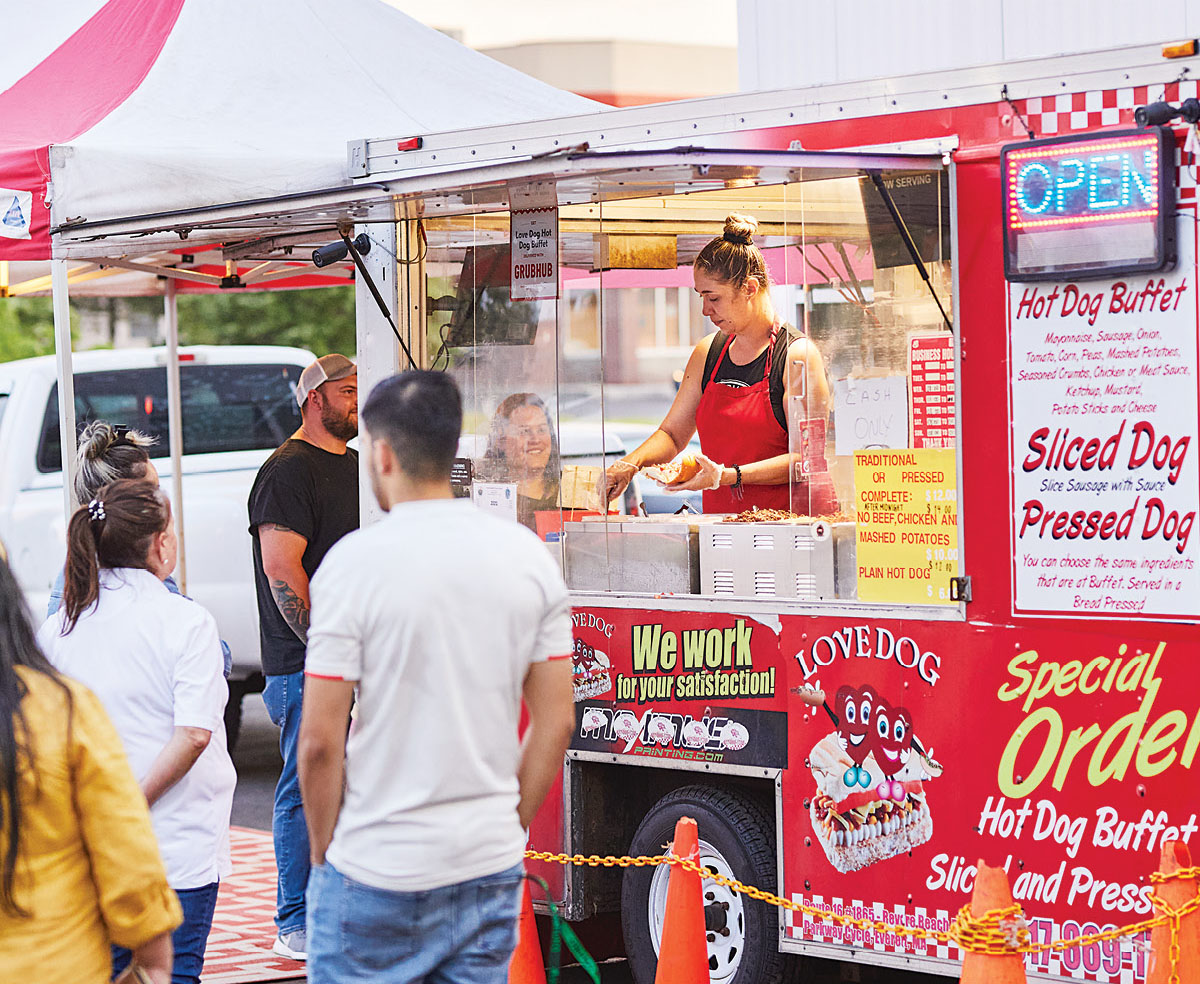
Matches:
[306,861,524,984]
[263,670,310,935]
[112,882,220,984]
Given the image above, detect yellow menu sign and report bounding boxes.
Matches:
[853,448,959,604]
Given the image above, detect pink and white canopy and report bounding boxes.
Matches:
[0,0,597,267]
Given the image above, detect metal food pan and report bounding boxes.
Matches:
[563,520,699,594]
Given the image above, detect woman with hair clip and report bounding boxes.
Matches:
[46,421,168,615]
[0,541,180,983]
[47,421,231,680]
[603,212,837,515]
[37,481,236,984]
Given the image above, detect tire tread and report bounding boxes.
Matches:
[621,783,804,984]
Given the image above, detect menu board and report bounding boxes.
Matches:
[853,448,959,604]
[1008,211,1199,618]
[909,334,956,448]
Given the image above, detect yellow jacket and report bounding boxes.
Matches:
[0,668,182,983]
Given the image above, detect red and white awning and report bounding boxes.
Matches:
[0,0,598,273]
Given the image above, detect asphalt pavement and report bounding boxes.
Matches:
[228,696,942,984]
[229,695,633,983]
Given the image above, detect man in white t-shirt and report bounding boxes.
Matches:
[298,370,575,984]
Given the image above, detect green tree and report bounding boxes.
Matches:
[0,297,64,362]
[0,285,355,364]
[177,286,355,355]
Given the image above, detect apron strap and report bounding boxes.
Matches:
[707,332,737,387]
[707,326,781,387]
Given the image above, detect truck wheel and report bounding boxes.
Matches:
[621,785,795,984]
[224,680,244,753]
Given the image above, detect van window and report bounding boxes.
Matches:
[37,363,303,472]
[0,394,8,432]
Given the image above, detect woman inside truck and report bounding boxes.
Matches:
[603,212,836,515]
[481,392,561,531]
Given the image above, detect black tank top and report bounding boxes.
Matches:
[700,326,798,430]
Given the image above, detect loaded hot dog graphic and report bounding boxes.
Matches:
[799,683,942,873]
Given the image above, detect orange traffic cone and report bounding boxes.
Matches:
[959,860,1027,984]
[1147,841,1200,984]
[508,879,547,984]
[654,817,709,984]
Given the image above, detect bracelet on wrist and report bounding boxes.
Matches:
[732,464,744,500]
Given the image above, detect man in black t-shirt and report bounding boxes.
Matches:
[247,353,359,961]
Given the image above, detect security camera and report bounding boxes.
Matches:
[1135,98,1200,127]
[312,233,371,268]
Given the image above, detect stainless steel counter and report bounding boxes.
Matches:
[563,516,856,599]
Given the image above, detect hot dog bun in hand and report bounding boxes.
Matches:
[641,454,700,485]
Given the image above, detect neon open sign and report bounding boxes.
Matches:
[1002,128,1175,282]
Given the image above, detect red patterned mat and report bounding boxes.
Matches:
[203,827,305,984]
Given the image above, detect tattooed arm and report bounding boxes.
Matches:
[259,523,311,642]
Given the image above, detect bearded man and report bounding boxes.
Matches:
[247,353,359,961]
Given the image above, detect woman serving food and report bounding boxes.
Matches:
[603,213,836,514]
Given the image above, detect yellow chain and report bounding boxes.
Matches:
[525,850,1200,971]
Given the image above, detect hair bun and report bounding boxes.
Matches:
[78,421,117,461]
[722,213,757,245]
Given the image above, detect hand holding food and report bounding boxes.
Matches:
[658,451,723,492]
[602,458,639,504]
[639,454,700,485]
[795,682,826,707]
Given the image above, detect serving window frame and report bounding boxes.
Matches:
[397,149,965,621]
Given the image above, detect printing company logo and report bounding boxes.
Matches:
[0,189,32,240]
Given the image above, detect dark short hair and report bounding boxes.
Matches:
[362,371,462,481]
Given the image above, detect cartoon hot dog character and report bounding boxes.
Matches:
[833,684,877,790]
[799,684,943,873]
[868,698,914,802]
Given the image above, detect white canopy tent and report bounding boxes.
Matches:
[0,0,600,558]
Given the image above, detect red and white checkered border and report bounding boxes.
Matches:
[785,893,1149,982]
[1012,80,1200,203]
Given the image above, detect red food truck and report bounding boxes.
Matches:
[51,36,1200,984]
[334,40,1200,984]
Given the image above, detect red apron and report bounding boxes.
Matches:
[695,331,838,515]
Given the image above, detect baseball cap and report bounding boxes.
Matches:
[296,354,356,407]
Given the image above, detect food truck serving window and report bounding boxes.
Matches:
[421,157,959,610]
[1002,129,1176,282]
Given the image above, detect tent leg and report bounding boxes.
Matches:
[51,260,78,521]
[164,281,187,594]
[354,221,402,528]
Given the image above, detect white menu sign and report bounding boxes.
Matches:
[1008,212,1199,618]
[510,207,558,301]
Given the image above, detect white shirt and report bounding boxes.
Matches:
[38,568,236,889]
[307,498,573,892]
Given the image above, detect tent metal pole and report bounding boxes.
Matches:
[354,220,400,529]
[51,259,78,520]
[164,280,187,594]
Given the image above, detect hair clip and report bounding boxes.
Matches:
[87,498,107,523]
[111,424,135,449]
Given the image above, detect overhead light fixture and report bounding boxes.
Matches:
[1162,39,1197,59]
